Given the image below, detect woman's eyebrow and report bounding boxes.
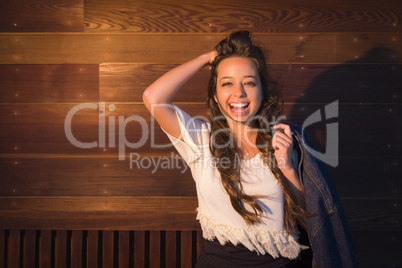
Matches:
[219,75,256,81]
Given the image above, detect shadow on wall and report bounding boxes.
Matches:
[287,46,401,198]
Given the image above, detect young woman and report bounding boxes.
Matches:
[143,31,358,267]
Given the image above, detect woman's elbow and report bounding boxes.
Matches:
[142,88,153,111]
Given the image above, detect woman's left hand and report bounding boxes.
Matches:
[272,123,295,173]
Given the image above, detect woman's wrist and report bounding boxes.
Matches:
[281,167,303,192]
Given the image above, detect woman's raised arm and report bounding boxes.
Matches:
[142,51,217,140]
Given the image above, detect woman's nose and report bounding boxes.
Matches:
[233,83,246,97]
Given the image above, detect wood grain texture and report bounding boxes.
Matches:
[99,63,210,103]
[398,106,402,155]
[353,230,402,268]
[134,231,145,267]
[0,0,83,32]
[0,33,337,64]
[0,212,200,230]
[71,230,82,267]
[1,230,400,268]
[102,231,113,268]
[100,63,402,103]
[149,231,160,268]
[23,230,36,268]
[39,230,52,268]
[329,158,401,199]
[55,231,67,268]
[0,102,191,155]
[0,157,400,198]
[196,231,203,258]
[0,198,399,230]
[0,103,102,155]
[0,157,195,196]
[181,231,192,268]
[336,34,402,63]
[86,230,98,268]
[0,64,99,103]
[165,231,177,267]
[118,231,129,268]
[283,103,400,158]
[84,0,402,33]
[0,103,398,157]
[0,197,198,213]
[341,199,402,231]
[7,230,20,268]
[0,231,4,268]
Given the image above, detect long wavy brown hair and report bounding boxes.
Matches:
[207,31,306,233]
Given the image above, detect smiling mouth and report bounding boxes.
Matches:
[229,103,250,114]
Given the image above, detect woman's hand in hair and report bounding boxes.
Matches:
[207,50,218,64]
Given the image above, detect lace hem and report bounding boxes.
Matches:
[196,211,309,259]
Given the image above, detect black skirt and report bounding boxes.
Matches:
[195,238,301,268]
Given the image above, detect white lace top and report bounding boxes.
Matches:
[161,105,307,259]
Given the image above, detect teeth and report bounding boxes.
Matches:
[230,103,248,108]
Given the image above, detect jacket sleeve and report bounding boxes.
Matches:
[289,123,360,268]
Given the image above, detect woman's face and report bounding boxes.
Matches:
[214,56,263,128]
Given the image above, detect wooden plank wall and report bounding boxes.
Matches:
[0,0,401,267]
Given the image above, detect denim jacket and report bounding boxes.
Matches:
[287,122,360,268]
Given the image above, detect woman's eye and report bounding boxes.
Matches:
[245,81,256,86]
[222,82,232,87]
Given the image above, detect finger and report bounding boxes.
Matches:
[273,131,293,145]
[273,123,292,137]
[273,133,291,151]
[274,138,291,151]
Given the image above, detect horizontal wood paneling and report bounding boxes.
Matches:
[328,158,401,198]
[341,199,402,231]
[0,103,398,157]
[0,157,195,196]
[336,34,402,63]
[2,33,400,64]
[0,64,99,103]
[0,212,200,230]
[0,0,83,32]
[0,103,102,154]
[398,106,402,155]
[0,33,337,64]
[0,197,198,213]
[99,63,210,103]
[283,103,400,158]
[0,157,399,198]
[100,63,402,103]
[353,230,402,268]
[0,198,400,230]
[84,0,402,33]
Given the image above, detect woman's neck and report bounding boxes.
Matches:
[229,121,259,154]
